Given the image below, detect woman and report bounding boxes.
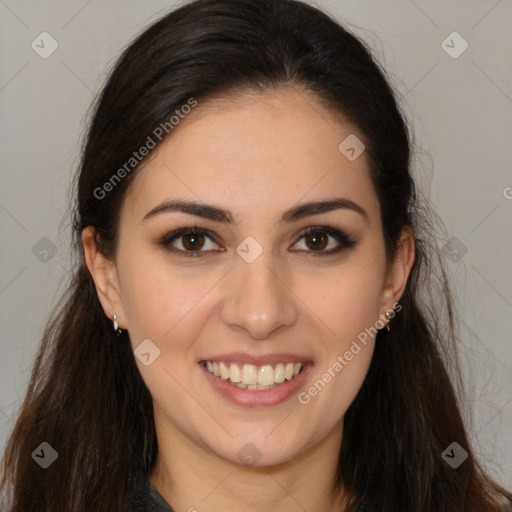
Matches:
[1,0,510,510]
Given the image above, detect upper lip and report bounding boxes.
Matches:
[200,352,312,366]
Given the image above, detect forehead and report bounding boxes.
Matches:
[122,87,380,226]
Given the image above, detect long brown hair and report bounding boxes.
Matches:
[1,0,510,510]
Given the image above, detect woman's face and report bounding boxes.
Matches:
[88,87,413,467]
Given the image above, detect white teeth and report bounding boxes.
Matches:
[219,362,229,380]
[241,364,258,385]
[236,382,273,390]
[204,360,305,388]
[258,364,274,386]
[229,363,241,383]
[274,363,285,383]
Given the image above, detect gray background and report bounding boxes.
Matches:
[1,0,511,489]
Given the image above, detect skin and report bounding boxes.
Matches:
[83,87,415,512]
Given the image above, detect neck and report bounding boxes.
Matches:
[149,415,351,512]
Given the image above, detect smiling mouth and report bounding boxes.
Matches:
[201,361,306,390]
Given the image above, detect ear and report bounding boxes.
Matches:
[81,226,127,329]
[378,225,415,317]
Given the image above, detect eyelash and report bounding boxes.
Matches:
[158,225,357,258]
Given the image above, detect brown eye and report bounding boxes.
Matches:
[291,226,357,256]
[159,227,222,257]
[304,231,328,251]
[181,232,206,251]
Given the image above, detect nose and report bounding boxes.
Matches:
[220,247,297,340]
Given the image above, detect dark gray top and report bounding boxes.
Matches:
[147,483,174,511]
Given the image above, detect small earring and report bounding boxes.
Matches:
[112,314,122,334]
[385,310,393,332]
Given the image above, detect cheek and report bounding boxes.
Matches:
[117,252,218,419]
[293,247,384,411]
[118,247,222,356]
[298,254,384,343]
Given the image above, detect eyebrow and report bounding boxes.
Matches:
[142,197,369,225]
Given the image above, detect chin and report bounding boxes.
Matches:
[212,430,311,469]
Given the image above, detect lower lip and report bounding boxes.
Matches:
[200,362,313,407]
